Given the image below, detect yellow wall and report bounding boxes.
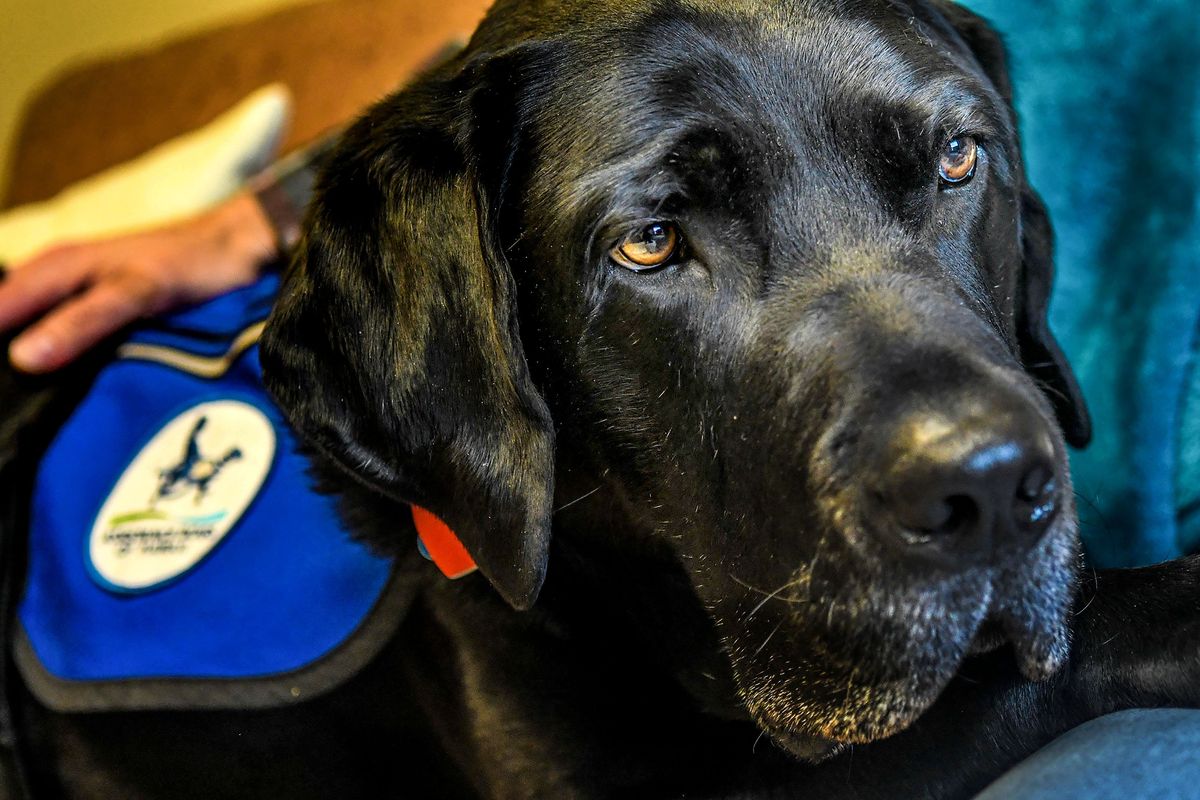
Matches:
[0,0,318,199]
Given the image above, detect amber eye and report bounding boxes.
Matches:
[611,222,680,271]
[938,135,978,186]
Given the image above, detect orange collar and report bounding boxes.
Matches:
[411,505,478,579]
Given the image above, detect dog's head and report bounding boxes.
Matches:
[262,0,1090,760]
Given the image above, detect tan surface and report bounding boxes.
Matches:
[4,0,491,209]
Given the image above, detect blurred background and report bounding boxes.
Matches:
[0,0,320,200]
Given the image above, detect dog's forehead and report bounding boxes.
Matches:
[516,0,1003,217]
[551,1,967,118]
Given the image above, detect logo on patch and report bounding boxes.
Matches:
[88,400,276,592]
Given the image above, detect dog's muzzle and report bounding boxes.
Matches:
[856,386,1062,572]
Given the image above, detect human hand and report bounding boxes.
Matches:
[0,191,278,373]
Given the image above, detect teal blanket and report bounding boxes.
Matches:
[961,0,1200,567]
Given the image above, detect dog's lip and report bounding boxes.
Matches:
[749,684,935,756]
[960,604,1066,679]
[745,700,847,761]
[961,614,1068,683]
[966,617,1007,655]
[763,726,843,762]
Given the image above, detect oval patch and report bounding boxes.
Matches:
[88,400,276,592]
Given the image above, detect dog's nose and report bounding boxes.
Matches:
[870,410,1060,568]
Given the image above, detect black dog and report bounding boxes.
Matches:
[5,0,1200,797]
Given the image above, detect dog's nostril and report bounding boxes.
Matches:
[1017,464,1053,502]
[1013,464,1058,528]
[933,494,979,536]
[898,493,979,541]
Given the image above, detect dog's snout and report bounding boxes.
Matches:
[866,405,1060,569]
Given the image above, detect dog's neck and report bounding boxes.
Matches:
[537,470,750,722]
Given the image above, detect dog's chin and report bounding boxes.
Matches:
[748,685,938,761]
[743,647,964,760]
[744,616,1057,761]
[732,517,1079,761]
[762,727,845,762]
[735,596,986,759]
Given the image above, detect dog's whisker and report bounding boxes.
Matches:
[724,575,782,594]
[747,583,792,619]
[842,666,859,710]
[730,575,785,598]
[1031,376,1073,409]
[1072,588,1097,617]
[804,532,828,604]
[1071,489,1119,544]
[731,575,807,620]
[1073,565,1101,616]
[753,619,785,658]
[553,485,602,514]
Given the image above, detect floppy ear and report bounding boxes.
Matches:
[1013,187,1091,447]
[260,51,555,610]
[933,1,1092,448]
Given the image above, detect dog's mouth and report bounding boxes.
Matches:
[965,616,1007,655]
[727,516,1078,761]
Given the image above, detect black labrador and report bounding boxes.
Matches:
[8,0,1200,797]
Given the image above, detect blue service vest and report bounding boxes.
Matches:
[14,275,411,711]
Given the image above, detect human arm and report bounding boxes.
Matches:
[0,132,336,374]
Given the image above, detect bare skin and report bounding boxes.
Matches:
[0,191,278,373]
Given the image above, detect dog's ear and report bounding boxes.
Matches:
[261,49,556,610]
[933,2,1092,447]
[1014,187,1091,447]
[930,2,1016,104]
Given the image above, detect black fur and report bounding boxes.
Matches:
[7,1,1199,798]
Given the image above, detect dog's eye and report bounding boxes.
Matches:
[611,223,680,271]
[938,135,978,186]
